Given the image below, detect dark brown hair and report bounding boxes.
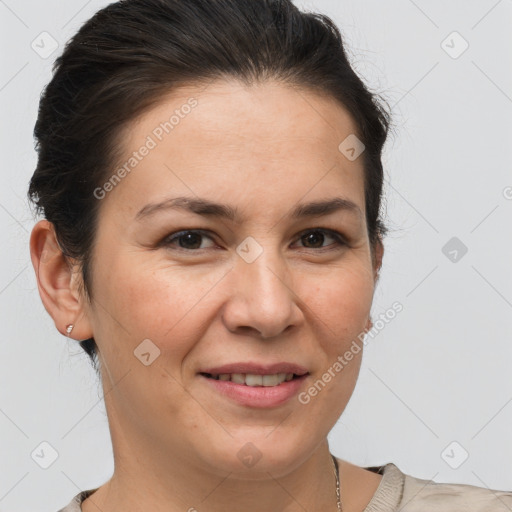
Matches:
[28,0,391,371]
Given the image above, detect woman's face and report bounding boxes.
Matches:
[81,79,382,475]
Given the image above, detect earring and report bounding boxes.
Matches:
[66,324,74,336]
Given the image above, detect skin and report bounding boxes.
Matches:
[30,79,384,512]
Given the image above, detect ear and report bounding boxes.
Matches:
[372,236,384,283]
[29,220,94,340]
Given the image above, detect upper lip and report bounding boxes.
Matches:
[198,362,309,376]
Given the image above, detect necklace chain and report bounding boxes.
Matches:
[330,454,343,512]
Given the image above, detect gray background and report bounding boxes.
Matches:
[1,0,511,510]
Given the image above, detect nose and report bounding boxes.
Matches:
[221,247,303,339]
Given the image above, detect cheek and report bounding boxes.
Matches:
[300,265,373,407]
[300,262,374,340]
[99,262,223,353]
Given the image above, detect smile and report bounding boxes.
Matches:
[200,372,303,387]
[199,372,309,408]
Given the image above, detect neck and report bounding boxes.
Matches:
[83,424,339,512]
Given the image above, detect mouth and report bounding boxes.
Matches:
[199,372,307,387]
[198,369,310,408]
[197,362,310,407]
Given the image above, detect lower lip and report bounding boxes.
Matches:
[199,374,309,408]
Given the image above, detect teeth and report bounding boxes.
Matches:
[246,374,263,386]
[211,372,294,386]
[231,373,245,384]
[262,374,279,386]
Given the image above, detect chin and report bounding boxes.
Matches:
[196,432,317,479]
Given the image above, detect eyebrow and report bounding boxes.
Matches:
[135,196,362,222]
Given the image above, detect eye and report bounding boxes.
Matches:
[160,228,348,252]
[161,230,217,251]
[292,228,347,251]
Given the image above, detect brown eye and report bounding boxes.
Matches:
[294,229,347,250]
[301,231,325,248]
[162,230,216,251]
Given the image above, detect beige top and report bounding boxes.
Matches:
[57,462,512,511]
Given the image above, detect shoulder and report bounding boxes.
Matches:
[360,461,512,512]
[57,488,97,512]
[398,467,512,511]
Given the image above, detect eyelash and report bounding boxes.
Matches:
[160,228,348,253]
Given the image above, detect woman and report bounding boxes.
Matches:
[28,0,512,510]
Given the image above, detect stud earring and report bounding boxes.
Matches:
[66,324,74,336]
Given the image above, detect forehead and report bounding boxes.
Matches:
[100,79,366,221]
